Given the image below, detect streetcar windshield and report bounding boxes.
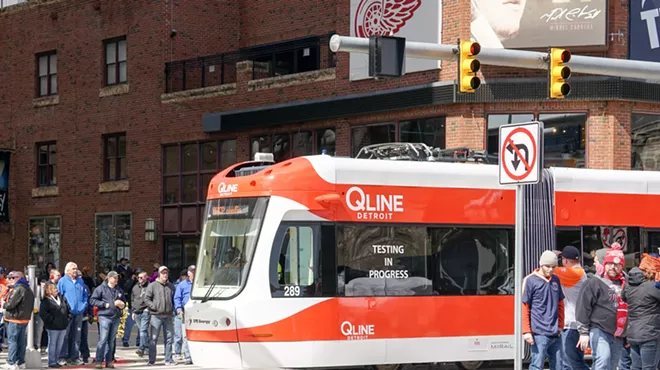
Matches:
[192,197,269,300]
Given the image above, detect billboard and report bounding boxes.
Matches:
[349,0,442,81]
[0,152,9,222]
[471,0,607,49]
[630,0,660,62]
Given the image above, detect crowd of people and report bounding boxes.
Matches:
[523,243,660,370]
[0,259,196,369]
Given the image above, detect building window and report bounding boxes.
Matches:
[36,142,57,187]
[104,133,127,181]
[105,37,127,85]
[631,114,660,171]
[486,113,586,168]
[95,213,131,276]
[249,36,324,79]
[36,51,57,97]
[351,117,446,157]
[162,140,237,235]
[164,238,199,283]
[250,128,336,161]
[29,216,61,275]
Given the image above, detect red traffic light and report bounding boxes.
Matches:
[470,42,481,56]
[560,50,571,63]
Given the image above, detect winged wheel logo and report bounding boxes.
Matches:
[354,0,422,38]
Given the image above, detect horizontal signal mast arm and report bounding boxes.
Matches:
[329,35,660,80]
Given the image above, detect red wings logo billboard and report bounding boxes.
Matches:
[349,0,442,81]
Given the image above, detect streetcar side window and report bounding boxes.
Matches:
[269,224,320,297]
[582,225,641,272]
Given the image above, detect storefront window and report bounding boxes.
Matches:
[95,213,131,275]
[486,114,535,154]
[538,113,586,168]
[28,216,61,273]
[631,114,660,171]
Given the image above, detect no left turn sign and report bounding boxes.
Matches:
[498,121,543,185]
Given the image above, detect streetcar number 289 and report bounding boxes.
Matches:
[283,286,301,296]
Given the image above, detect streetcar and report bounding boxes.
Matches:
[184,144,659,369]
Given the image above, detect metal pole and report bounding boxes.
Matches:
[25,264,41,369]
[514,187,524,370]
[329,34,660,80]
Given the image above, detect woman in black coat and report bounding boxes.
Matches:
[39,282,71,368]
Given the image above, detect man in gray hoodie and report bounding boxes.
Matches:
[144,266,176,366]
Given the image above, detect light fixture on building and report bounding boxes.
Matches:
[144,218,157,242]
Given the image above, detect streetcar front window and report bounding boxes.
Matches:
[193,197,269,300]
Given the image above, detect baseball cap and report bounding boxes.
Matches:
[561,245,580,261]
[187,265,196,272]
[106,271,119,279]
[158,266,169,273]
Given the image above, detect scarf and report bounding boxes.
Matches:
[605,273,628,337]
[49,295,61,306]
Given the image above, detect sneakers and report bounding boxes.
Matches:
[135,349,144,357]
[94,364,103,369]
[3,364,17,370]
[106,362,115,369]
[164,361,177,366]
[16,365,24,370]
[146,362,155,366]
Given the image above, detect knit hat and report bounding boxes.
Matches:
[603,248,624,266]
[539,251,558,266]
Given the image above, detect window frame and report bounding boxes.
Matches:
[36,51,57,97]
[269,222,321,298]
[249,128,336,161]
[103,133,127,181]
[485,111,588,167]
[104,36,127,86]
[36,141,57,187]
[349,116,447,157]
[161,139,237,236]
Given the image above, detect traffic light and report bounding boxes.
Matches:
[548,48,571,99]
[458,40,481,93]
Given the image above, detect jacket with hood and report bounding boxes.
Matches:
[89,281,126,320]
[621,267,660,343]
[39,294,71,331]
[144,279,175,316]
[575,274,626,337]
[3,278,36,323]
[131,280,149,314]
[57,275,88,315]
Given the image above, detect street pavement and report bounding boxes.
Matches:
[0,325,203,370]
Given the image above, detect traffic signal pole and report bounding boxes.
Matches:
[329,34,660,80]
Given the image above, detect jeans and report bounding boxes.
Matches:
[630,340,660,370]
[80,318,90,361]
[590,328,625,370]
[134,311,150,353]
[621,339,632,370]
[6,322,27,366]
[561,329,589,370]
[180,316,191,362]
[174,314,182,355]
[530,334,562,370]
[95,316,120,364]
[32,315,44,350]
[149,315,174,364]
[122,309,135,345]
[61,313,83,362]
[46,329,66,367]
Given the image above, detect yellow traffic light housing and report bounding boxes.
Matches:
[549,48,571,99]
[458,40,481,93]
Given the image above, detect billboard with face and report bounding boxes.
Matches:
[471,0,607,49]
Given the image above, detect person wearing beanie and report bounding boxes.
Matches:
[552,245,590,370]
[521,250,565,370]
[576,248,628,370]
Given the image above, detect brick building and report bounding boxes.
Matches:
[0,0,658,278]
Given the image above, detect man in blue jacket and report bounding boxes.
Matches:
[89,271,126,369]
[173,265,194,365]
[57,262,88,366]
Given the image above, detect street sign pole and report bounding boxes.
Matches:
[498,121,543,370]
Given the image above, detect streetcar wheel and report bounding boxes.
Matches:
[457,361,484,370]
[373,364,402,370]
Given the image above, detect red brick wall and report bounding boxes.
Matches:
[0,0,641,271]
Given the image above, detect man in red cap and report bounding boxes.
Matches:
[576,247,628,370]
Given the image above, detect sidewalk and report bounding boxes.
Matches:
[0,326,199,370]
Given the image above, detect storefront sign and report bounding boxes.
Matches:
[630,0,660,61]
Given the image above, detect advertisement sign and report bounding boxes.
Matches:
[0,152,9,222]
[349,0,442,81]
[630,0,660,62]
[471,0,607,49]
